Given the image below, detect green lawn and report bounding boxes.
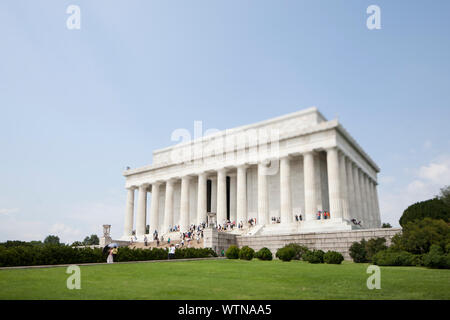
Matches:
[0,259,449,299]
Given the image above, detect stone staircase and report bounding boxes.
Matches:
[245,224,265,236]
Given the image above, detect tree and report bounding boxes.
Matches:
[44,235,60,245]
[399,198,450,227]
[382,223,392,228]
[82,234,100,245]
[438,185,450,207]
[391,218,450,254]
[349,239,368,263]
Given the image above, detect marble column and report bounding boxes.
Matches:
[366,175,374,228]
[368,179,376,228]
[352,164,363,222]
[179,176,191,232]
[210,177,217,213]
[367,176,375,228]
[229,174,237,222]
[339,153,350,220]
[123,187,135,237]
[236,165,248,224]
[163,180,174,231]
[197,172,207,225]
[360,172,370,226]
[280,156,292,224]
[136,184,148,237]
[149,182,160,234]
[346,158,356,220]
[372,181,381,228]
[217,169,227,226]
[326,147,342,219]
[257,162,269,225]
[304,152,317,221]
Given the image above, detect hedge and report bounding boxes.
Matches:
[0,245,217,267]
[239,246,255,260]
[255,247,273,261]
[323,251,344,264]
[276,247,296,262]
[303,250,325,264]
[372,249,416,266]
[284,243,310,260]
[225,245,240,259]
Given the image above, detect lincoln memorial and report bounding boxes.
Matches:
[121,107,381,241]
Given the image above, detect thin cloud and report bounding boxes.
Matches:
[0,208,19,215]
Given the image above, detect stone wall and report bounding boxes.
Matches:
[203,228,237,254]
[205,228,401,260]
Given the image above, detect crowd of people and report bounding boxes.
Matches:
[216,217,260,232]
[178,223,204,247]
[217,220,236,231]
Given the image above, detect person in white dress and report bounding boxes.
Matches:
[107,248,113,264]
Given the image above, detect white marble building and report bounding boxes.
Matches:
[121,107,381,240]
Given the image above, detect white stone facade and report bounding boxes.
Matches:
[121,107,381,240]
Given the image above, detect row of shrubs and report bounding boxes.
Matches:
[225,244,344,264]
[349,238,450,269]
[225,245,272,261]
[275,243,344,264]
[0,245,217,267]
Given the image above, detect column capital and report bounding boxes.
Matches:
[181,175,192,181]
[217,167,227,174]
[126,185,137,191]
[302,150,317,156]
[324,146,338,152]
[138,183,150,190]
[237,163,249,169]
[280,154,293,160]
[165,178,176,186]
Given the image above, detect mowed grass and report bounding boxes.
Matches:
[0,259,449,300]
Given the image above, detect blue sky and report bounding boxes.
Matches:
[1,0,449,243]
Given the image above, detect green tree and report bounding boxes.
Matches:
[382,223,392,228]
[44,235,60,245]
[391,218,450,254]
[438,185,450,207]
[399,198,450,227]
[349,239,368,263]
[82,234,100,245]
[366,238,388,261]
